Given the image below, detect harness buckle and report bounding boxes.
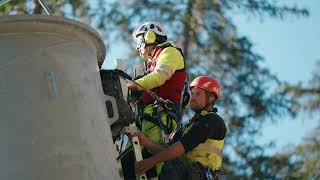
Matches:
[205,167,213,180]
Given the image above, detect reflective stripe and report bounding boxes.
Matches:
[154,64,174,80]
[194,144,222,157]
[140,42,186,104]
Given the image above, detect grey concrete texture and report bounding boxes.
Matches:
[0,15,120,180]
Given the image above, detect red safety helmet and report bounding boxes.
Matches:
[189,76,222,99]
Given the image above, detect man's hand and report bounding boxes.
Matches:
[128,132,166,154]
[135,158,157,175]
[127,81,138,90]
[127,132,149,147]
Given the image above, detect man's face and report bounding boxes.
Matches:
[136,35,150,59]
[189,87,208,111]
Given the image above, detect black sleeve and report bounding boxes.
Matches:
[180,113,227,152]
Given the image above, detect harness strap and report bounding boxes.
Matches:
[140,113,172,134]
[189,162,221,180]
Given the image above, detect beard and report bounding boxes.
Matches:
[190,102,202,112]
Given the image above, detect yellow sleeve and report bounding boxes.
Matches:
[135,47,184,90]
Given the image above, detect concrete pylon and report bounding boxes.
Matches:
[0,15,120,180]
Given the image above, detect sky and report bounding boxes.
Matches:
[230,0,319,152]
[102,1,319,154]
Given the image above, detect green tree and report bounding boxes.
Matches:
[285,60,320,115]
[0,0,87,16]
[280,61,320,179]
[0,0,310,178]
[265,125,320,179]
[292,126,320,179]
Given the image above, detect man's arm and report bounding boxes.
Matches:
[134,113,227,174]
[135,47,184,90]
[135,141,185,174]
[180,114,226,151]
[128,132,166,154]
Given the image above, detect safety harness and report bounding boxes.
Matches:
[113,69,181,138]
[133,43,189,137]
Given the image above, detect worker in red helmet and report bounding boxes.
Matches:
[130,76,227,180]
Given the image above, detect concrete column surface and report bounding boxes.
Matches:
[0,15,120,180]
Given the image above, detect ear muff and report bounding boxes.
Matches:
[144,31,156,45]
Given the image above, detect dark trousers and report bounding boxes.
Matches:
[159,159,220,180]
[121,148,158,180]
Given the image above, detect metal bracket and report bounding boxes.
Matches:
[132,136,147,180]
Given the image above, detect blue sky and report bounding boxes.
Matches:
[232,0,319,84]
[102,1,319,153]
[230,0,319,152]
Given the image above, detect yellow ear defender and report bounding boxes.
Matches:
[144,31,156,44]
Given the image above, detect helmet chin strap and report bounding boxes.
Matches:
[139,50,145,59]
[204,93,215,112]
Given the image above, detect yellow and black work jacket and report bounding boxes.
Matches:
[135,41,187,104]
[179,110,227,171]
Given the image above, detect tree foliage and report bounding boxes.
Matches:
[280,61,320,179]
[0,0,312,178]
[267,125,320,179]
[284,61,320,115]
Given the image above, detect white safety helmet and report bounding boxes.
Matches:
[132,21,166,42]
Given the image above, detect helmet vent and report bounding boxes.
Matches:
[139,25,145,31]
[156,26,162,32]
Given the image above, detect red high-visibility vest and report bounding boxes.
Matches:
[141,45,187,104]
